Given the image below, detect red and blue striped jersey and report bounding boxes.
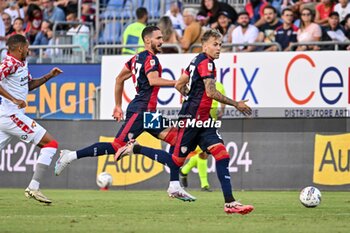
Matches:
[125,50,162,113]
[180,53,216,121]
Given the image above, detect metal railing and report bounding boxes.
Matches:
[92,43,182,62]
[182,0,247,10]
[290,41,350,51]
[52,21,94,61]
[93,87,101,119]
[27,45,86,63]
[189,42,283,52]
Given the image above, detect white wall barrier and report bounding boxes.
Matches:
[101,52,350,119]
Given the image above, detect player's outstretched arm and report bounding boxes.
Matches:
[204,78,252,116]
[0,84,26,108]
[147,71,176,87]
[113,66,132,122]
[28,67,63,91]
[175,73,190,96]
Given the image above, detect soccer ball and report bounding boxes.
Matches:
[96,172,113,189]
[299,186,322,208]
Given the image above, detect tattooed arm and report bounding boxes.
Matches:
[175,72,190,96]
[204,78,252,116]
[29,67,63,91]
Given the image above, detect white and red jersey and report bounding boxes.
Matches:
[0,55,32,116]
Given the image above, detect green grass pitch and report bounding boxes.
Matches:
[0,189,349,233]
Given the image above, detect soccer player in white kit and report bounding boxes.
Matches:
[0,34,62,204]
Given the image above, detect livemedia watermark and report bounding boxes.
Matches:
[143,111,222,129]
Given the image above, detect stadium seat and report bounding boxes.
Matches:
[132,0,142,8]
[143,0,160,19]
[99,21,122,44]
[100,0,132,20]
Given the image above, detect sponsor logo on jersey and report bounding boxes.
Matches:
[208,63,213,71]
[128,132,134,140]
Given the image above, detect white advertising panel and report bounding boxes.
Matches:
[101,52,350,119]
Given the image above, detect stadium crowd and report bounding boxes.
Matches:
[1,0,350,61]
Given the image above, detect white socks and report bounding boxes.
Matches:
[169,180,181,188]
[28,147,57,190]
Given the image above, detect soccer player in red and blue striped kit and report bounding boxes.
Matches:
[116,29,254,214]
[55,26,196,201]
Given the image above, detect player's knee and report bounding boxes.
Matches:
[172,155,186,167]
[112,138,126,151]
[43,140,59,149]
[163,128,177,146]
[208,144,229,161]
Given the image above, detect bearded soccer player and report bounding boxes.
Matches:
[116,29,254,214]
[0,34,63,204]
[55,26,196,201]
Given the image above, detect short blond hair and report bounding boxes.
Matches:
[201,29,222,44]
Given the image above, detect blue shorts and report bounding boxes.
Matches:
[172,119,223,158]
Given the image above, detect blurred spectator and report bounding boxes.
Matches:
[4,0,25,23]
[231,11,259,52]
[30,19,53,60]
[55,0,78,15]
[216,11,235,44]
[292,0,319,15]
[321,11,349,50]
[32,20,52,47]
[181,8,202,53]
[270,0,288,14]
[81,0,95,26]
[165,0,185,37]
[2,12,14,37]
[66,12,89,34]
[296,8,322,50]
[122,7,148,55]
[21,0,41,15]
[245,0,268,27]
[66,12,90,52]
[334,0,350,23]
[9,17,29,39]
[198,0,237,28]
[0,0,7,56]
[42,0,66,23]
[315,0,335,26]
[25,3,43,43]
[25,0,41,5]
[257,5,282,51]
[274,8,298,51]
[344,14,350,38]
[157,16,179,53]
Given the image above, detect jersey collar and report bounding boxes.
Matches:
[6,53,25,66]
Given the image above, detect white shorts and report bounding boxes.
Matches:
[0,112,46,150]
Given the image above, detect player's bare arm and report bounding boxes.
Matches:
[28,67,63,91]
[147,71,176,87]
[0,84,26,108]
[175,73,190,96]
[113,66,132,122]
[204,78,252,116]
